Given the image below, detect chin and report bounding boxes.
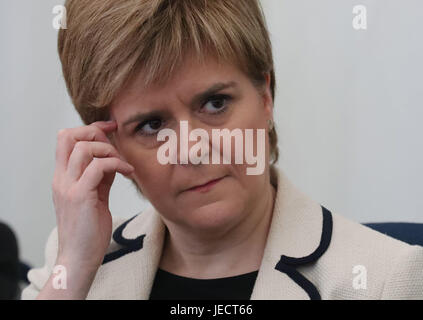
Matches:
[184,198,244,232]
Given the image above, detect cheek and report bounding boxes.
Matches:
[228,163,265,188]
[120,143,170,194]
[222,109,269,179]
[134,163,172,200]
[229,98,267,132]
[120,138,159,168]
[133,153,165,179]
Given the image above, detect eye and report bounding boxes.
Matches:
[134,118,163,136]
[201,94,232,115]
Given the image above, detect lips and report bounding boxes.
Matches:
[185,176,226,193]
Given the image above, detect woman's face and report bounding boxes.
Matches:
[109,53,273,234]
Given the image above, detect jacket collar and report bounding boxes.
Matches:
[250,166,332,299]
[92,166,332,300]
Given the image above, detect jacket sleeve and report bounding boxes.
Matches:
[20,227,59,300]
[381,244,423,299]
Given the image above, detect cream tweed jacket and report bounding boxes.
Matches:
[22,166,423,299]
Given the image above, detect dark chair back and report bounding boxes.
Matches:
[364,222,423,246]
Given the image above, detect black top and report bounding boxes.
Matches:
[149,268,259,300]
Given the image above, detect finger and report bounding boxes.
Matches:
[55,121,117,174]
[78,157,134,193]
[66,141,125,182]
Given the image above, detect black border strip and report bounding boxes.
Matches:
[274,206,333,300]
[102,214,145,265]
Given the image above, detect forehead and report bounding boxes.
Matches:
[109,53,246,117]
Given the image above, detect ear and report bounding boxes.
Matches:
[262,72,274,119]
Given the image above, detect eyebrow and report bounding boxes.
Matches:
[122,81,238,127]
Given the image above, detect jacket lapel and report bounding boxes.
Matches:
[250,167,332,299]
[90,166,332,300]
[87,205,166,299]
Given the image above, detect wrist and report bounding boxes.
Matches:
[55,255,101,276]
[50,257,100,296]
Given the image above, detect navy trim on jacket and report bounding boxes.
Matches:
[102,214,145,265]
[274,205,333,300]
[101,205,334,300]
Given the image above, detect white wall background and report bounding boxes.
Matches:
[1,0,422,268]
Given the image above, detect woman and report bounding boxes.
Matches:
[22,0,422,300]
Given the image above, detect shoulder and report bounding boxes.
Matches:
[311,210,423,299]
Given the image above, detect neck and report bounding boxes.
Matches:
[159,179,277,279]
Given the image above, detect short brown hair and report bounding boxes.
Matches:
[58,0,278,164]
